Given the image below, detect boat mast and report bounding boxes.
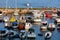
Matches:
[6,0,8,10]
[15,0,17,10]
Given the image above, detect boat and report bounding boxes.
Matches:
[40,25,47,32]
[0,11,2,16]
[26,16,34,23]
[18,23,25,30]
[52,13,57,18]
[8,31,15,38]
[47,23,55,31]
[41,20,47,26]
[34,18,41,23]
[3,15,10,22]
[44,31,52,39]
[45,11,52,18]
[25,23,32,32]
[0,17,4,22]
[13,10,19,16]
[57,23,60,31]
[19,15,26,23]
[55,17,60,23]
[0,30,8,37]
[27,28,36,39]
[19,30,26,39]
[57,11,60,16]
[9,16,16,22]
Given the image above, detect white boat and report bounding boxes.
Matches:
[34,18,41,23]
[33,11,44,18]
[52,13,58,18]
[41,20,47,25]
[19,15,26,23]
[40,26,47,32]
[25,23,32,31]
[3,16,9,22]
[14,11,19,16]
[27,32,36,39]
[48,23,55,31]
[55,17,60,23]
[44,32,52,39]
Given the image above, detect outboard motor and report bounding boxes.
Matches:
[44,32,52,39]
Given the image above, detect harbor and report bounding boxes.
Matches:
[0,0,60,40]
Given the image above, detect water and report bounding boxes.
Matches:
[0,0,60,8]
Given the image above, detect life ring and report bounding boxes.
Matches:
[45,32,52,39]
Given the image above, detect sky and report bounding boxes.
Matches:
[0,0,60,8]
